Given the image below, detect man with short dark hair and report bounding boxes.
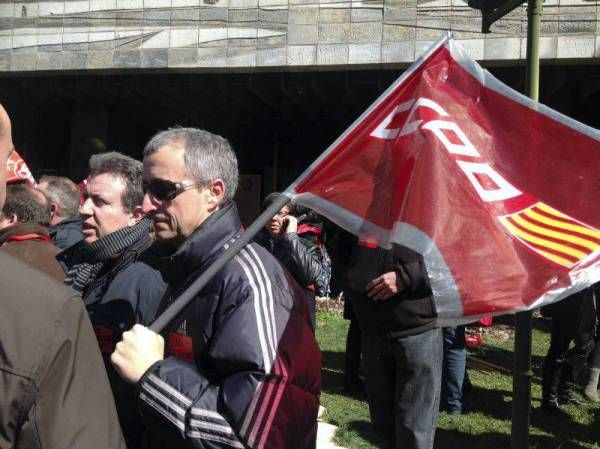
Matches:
[57,151,167,449]
[0,104,126,449]
[0,183,64,280]
[38,174,83,249]
[111,127,321,449]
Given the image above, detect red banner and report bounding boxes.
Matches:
[6,150,35,185]
[288,34,600,323]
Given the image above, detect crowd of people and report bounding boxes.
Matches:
[1,99,599,449]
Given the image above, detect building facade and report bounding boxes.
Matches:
[0,0,598,72]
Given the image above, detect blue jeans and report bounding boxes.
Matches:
[442,326,466,414]
[362,327,443,449]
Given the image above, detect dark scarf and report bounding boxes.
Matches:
[65,217,152,294]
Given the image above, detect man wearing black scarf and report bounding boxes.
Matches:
[57,152,167,449]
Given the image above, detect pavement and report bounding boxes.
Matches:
[316,420,346,449]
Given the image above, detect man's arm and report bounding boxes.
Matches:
[366,271,405,300]
[35,297,126,449]
[366,247,429,301]
[112,282,290,448]
[278,232,322,286]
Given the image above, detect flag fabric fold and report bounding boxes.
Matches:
[286,33,600,324]
[6,150,35,185]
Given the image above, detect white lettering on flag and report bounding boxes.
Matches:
[370,100,415,140]
[456,161,522,202]
[371,96,519,203]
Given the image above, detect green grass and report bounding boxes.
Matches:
[316,311,600,449]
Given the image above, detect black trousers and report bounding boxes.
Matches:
[543,288,596,400]
[545,288,595,364]
[588,287,600,368]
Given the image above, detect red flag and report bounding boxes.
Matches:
[287,33,600,323]
[6,150,36,186]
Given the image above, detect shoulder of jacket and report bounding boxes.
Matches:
[0,254,82,375]
[107,260,166,293]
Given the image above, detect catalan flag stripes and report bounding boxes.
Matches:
[498,202,600,269]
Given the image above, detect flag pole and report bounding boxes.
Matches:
[511,0,542,447]
[149,193,291,332]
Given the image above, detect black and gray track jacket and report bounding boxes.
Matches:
[137,202,321,449]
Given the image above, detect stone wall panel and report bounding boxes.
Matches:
[0,0,599,71]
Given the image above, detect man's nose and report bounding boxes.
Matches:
[142,192,158,214]
[79,197,92,216]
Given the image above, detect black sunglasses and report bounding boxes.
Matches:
[143,179,202,201]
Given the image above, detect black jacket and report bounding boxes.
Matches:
[57,232,168,449]
[138,203,321,449]
[0,252,125,449]
[254,228,322,290]
[49,214,83,250]
[344,239,436,338]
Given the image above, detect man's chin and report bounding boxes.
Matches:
[154,229,177,242]
[81,227,98,244]
[83,235,98,245]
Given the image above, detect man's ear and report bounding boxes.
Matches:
[129,205,145,225]
[49,202,58,219]
[208,179,225,209]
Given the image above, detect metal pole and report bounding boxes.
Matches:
[524,0,541,102]
[511,0,542,447]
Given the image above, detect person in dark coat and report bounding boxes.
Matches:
[0,183,64,281]
[111,127,321,449]
[343,238,441,449]
[37,174,84,249]
[0,103,126,449]
[579,286,600,401]
[541,288,596,414]
[254,192,322,329]
[57,151,167,449]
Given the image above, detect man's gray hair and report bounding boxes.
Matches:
[38,175,80,218]
[88,152,143,212]
[143,128,239,202]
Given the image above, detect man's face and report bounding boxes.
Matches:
[79,173,136,244]
[142,144,219,246]
[267,205,290,238]
[0,104,14,209]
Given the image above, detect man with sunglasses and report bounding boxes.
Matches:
[111,128,321,449]
[56,151,167,449]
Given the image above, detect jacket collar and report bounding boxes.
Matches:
[166,202,242,285]
[0,223,50,245]
[49,214,81,236]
